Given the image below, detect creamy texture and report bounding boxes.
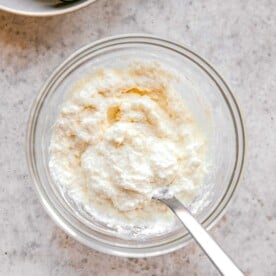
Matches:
[49,63,207,238]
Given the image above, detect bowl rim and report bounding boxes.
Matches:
[26,33,246,257]
[0,0,96,17]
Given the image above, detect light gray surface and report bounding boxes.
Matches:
[0,0,275,275]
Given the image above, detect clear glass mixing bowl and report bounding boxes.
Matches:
[26,34,245,257]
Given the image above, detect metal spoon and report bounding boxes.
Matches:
[153,190,244,276]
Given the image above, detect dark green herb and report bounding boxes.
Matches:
[60,0,80,2]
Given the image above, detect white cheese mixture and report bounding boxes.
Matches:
[49,63,207,238]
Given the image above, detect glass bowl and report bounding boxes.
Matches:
[26,34,245,257]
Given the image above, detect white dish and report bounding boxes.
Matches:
[0,0,96,17]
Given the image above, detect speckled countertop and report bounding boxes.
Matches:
[0,0,275,275]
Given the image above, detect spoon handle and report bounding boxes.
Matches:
[160,196,244,276]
